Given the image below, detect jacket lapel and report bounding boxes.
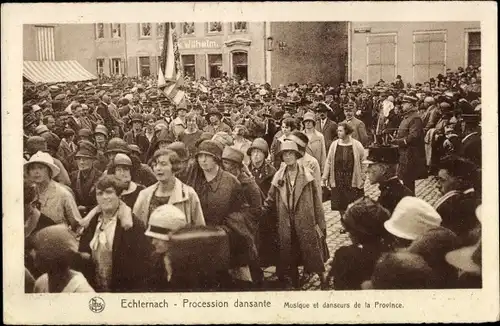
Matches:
[292,165,314,211]
[271,167,290,212]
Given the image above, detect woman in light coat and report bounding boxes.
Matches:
[133,149,205,227]
[302,112,327,171]
[263,140,327,289]
[323,122,366,218]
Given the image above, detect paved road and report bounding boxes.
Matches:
[263,175,441,290]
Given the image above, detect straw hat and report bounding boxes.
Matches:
[145,204,187,241]
[24,151,60,178]
[384,197,442,240]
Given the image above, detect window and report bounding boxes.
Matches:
[208,22,223,34]
[232,52,248,81]
[140,23,152,38]
[96,23,105,39]
[232,22,247,33]
[467,31,481,67]
[181,55,196,78]
[157,23,165,37]
[96,59,105,75]
[366,33,397,86]
[413,31,446,84]
[182,22,195,35]
[138,57,151,77]
[111,23,121,38]
[111,58,122,76]
[207,54,223,79]
[36,26,55,60]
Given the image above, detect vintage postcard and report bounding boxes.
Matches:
[2,1,498,324]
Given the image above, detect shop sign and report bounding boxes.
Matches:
[158,38,222,51]
[178,38,222,50]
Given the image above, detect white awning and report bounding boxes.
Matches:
[23,60,97,83]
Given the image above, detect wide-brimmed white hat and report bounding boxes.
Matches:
[24,151,60,178]
[445,241,481,274]
[475,205,482,223]
[145,204,187,241]
[384,196,442,240]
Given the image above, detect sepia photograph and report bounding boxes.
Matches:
[3,2,498,324]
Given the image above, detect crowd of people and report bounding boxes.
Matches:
[23,65,482,293]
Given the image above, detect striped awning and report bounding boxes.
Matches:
[23,60,97,84]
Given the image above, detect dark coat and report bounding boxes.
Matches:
[435,191,479,238]
[248,161,277,266]
[378,177,413,214]
[124,130,150,155]
[264,164,327,274]
[262,118,278,146]
[78,212,153,292]
[126,164,155,187]
[195,168,244,227]
[343,117,369,146]
[330,244,383,290]
[316,118,338,152]
[121,183,146,209]
[393,110,427,183]
[461,132,481,167]
[249,161,276,197]
[328,101,345,123]
[146,255,203,292]
[194,167,256,267]
[70,168,102,214]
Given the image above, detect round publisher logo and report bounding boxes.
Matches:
[89,297,105,313]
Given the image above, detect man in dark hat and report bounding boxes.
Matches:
[364,145,412,214]
[203,108,232,134]
[70,141,102,216]
[124,113,149,154]
[460,114,481,167]
[390,95,426,194]
[24,112,39,145]
[434,155,479,237]
[315,103,338,152]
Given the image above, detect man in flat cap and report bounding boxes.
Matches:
[364,145,412,214]
[390,95,426,194]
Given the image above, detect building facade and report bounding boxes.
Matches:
[348,22,481,86]
[23,22,481,87]
[23,22,348,86]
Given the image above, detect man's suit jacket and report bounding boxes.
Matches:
[343,117,369,146]
[316,118,338,152]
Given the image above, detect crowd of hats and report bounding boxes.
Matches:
[22,64,481,133]
[22,65,482,291]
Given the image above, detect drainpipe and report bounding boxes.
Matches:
[347,21,352,82]
[123,23,128,76]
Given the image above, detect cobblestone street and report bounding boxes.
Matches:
[263,175,441,290]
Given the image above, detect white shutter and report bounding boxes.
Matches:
[412,31,446,84]
[36,26,55,61]
[366,33,396,86]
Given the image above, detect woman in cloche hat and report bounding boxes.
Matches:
[263,140,328,289]
[24,151,82,231]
